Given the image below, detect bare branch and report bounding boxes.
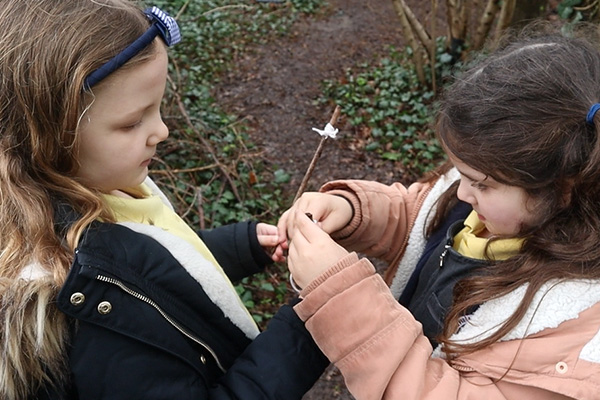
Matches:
[292,106,342,204]
[431,0,438,93]
[391,0,427,82]
[400,0,432,50]
[473,0,502,50]
[166,75,243,204]
[495,0,516,39]
[446,0,459,39]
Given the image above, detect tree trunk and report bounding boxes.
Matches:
[446,0,470,61]
[431,0,438,92]
[472,0,502,50]
[495,0,516,39]
[400,0,432,50]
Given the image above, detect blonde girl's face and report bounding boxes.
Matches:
[449,154,539,238]
[75,44,169,193]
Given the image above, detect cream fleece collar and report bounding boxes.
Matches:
[432,279,600,363]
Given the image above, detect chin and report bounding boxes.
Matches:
[129,173,148,187]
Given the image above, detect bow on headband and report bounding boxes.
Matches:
[84,6,181,88]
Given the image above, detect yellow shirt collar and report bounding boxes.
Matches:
[103,184,219,267]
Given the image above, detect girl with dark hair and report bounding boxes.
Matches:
[277,29,600,399]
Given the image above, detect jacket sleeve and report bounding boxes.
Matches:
[198,221,272,282]
[211,299,330,399]
[293,253,572,400]
[58,224,328,400]
[320,179,431,264]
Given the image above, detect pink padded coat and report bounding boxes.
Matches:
[294,174,600,400]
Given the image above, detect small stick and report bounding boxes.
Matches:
[292,105,341,204]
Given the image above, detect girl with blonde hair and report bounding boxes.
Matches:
[0,1,327,398]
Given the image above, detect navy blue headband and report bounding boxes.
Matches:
[587,103,600,125]
[84,6,181,89]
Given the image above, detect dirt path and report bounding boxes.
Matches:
[216,1,404,196]
[215,1,419,398]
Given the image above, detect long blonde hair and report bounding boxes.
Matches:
[0,1,160,397]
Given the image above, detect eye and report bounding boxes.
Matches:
[121,120,142,131]
[471,181,488,191]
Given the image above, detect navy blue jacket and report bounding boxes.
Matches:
[37,220,328,399]
[399,201,484,347]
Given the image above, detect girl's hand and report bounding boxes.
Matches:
[276,192,353,253]
[287,208,349,288]
[256,223,285,263]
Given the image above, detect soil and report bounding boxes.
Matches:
[214,1,433,398]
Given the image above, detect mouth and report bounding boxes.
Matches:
[477,213,486,222]
[143,151,156,165]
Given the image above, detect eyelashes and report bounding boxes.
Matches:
[470,181,488,191]
[121,120,142,131]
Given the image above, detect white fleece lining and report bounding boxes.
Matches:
[18,261,49,281]
[119,221,260,339]
[386,172,600,363]
[389,168,460,298]
[432,279,600,362]
[123,178,260,339]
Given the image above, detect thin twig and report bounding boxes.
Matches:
[167,75,243,204]
[150,163,219,175]
[575,0,599,11]
[175,0,191,19]
[292,105,341,204]
[203,4,253,16]
[430,0,438,93]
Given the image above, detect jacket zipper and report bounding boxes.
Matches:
[95,274,226,373]
[439,243,452,268]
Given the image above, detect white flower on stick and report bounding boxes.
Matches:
[293,105,342,204]
[311,123,339,139]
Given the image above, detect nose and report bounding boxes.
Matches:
[148,116,169,146]
[456,179,476,205]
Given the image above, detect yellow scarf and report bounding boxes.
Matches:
[452,211,523,260]
[102,184,254,321]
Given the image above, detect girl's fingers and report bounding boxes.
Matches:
[288,208,349,287]
[276,209,293,250]
[291,208,323,244]
[257,234,279,248]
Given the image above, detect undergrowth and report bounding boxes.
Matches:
[317,38,457,177]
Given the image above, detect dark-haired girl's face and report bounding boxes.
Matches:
[449,154,539,238]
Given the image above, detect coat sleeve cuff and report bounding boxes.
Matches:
[294,253,376,321]
[319,182,363,240]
